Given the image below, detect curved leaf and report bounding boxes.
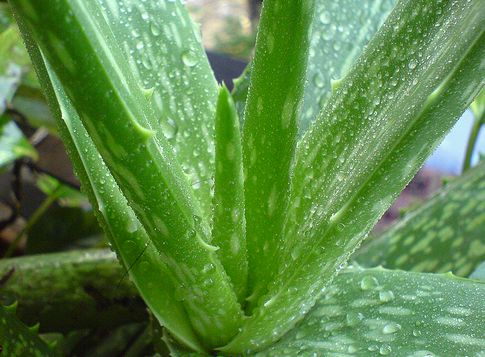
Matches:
[11,0,244,348]
[11,10,204,351]
[258,267,485,356]
[355,161,485,276]
[223,0,485,352]
[97,0,219,218]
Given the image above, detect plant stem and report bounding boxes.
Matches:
[3,185,60,258]
[462,111,485,173]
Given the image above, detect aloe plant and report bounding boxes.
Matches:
[2,0,485,355]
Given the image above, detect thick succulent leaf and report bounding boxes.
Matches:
[242,0,316,306]
[11,0,244,348]
[212,86,247,302]
[355,161,485,276]
[11,14,203,351]
[97,0,218,218]
[0,304,56,356]
[41,67,203,351]
[301,0,397,132]
[257,267,485,356]
[0,114,37,169]
[0,250,146,332]
[223,0,485,352]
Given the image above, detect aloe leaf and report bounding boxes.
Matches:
[223,1,485,352]
[0,304,56,356]
[19,13,205,344]
[355,161,485,276]
[97,0,218,218]
[256,267,485,356]
[0,250,146,332]
[212,85,247,302]
[12,11,204,351]
[11,0,244,348]
[242,0,316,306]
[301,0,397,132]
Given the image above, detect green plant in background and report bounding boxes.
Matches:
[0,0,485,355]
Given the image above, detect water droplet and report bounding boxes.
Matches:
[408,59,417,69]
[360,275,379,290]
[379,345,392,355]
[319,11,330,24]
[313,73,325,89]
[181,50,198,67]
[383,322,401,334]
[161,118,178,140]
[150,23,161,36]
[379,290,395,302]
[346,312,364,326]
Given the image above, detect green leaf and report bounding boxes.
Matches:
[354,161,485,277]
[0,250,146,332]
[97,0,219,219]
[257,267,485,356]
[0,304,57,356]
[36,174,88,208]
[11,0,244,348]
[11,11,204,352]
[223,1,485,352]
[301,0,397,132]
[241,0,316,308]
[0,114,37,169]
[212,85,247,302]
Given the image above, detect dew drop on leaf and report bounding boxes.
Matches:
[161,118,178,140]
[382,322,401,334]
[360,275,380,290]
[181,50,198,67]
[379,290,395,302]
[379,344,392,355]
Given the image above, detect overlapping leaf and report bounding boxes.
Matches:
[10,0,244,348]
[223,0,485,352]
[355,161,485,276]
[97,0,219,218]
